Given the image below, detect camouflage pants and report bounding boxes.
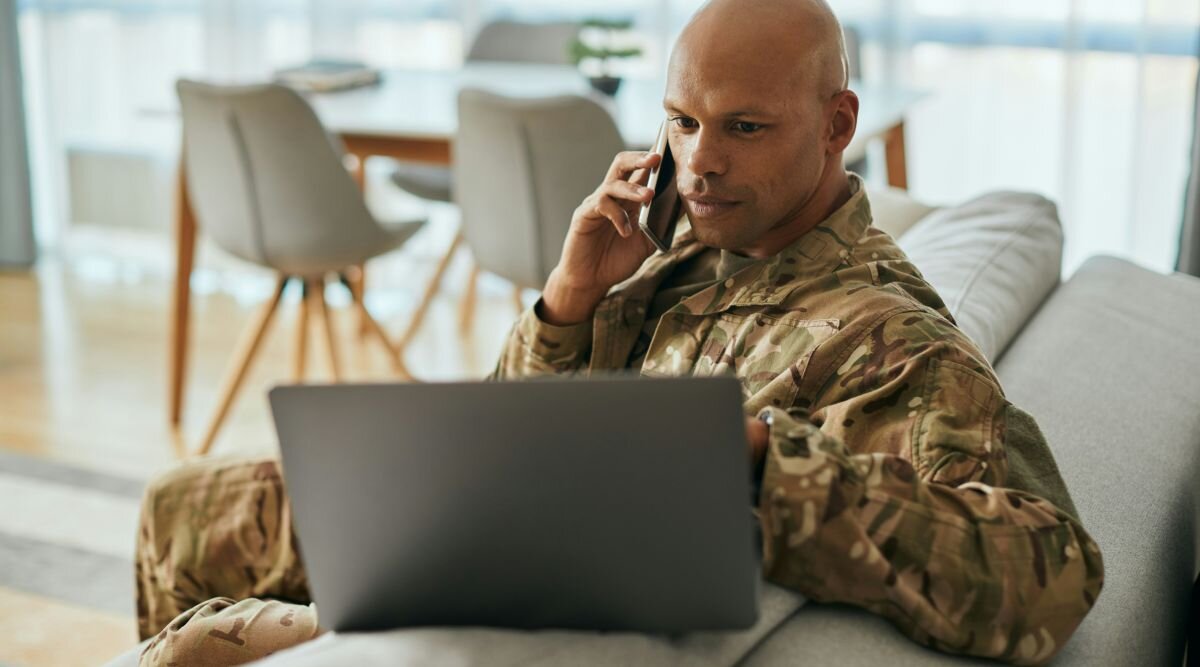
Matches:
[135,456,322,665]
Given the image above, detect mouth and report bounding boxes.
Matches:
[682,194,740,219]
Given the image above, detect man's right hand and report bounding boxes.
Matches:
[538,151,662,326]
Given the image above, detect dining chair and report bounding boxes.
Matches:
[389,20,582,204]
[397,88,625,341]
[176,79,424,455]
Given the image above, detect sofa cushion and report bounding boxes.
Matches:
[742,256,1200,666]
[896,191,1063,363]
[993,256,1200,665]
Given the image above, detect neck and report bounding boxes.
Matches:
[736,167,852,260]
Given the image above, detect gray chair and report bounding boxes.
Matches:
[176,79,424,455]
[389,20,582,203]
[466,20,581,65]
[447,88,625,333]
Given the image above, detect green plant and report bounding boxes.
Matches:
[569,17,643,78]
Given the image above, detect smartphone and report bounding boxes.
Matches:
[637,122,681,253]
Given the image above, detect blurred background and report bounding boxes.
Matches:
[12,0,1200,276]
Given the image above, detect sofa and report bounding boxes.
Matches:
[107,185,1200,666]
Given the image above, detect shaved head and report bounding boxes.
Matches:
[662,0,859,257]
[676,0,849,100]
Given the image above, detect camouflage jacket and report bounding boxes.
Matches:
[491,176,1103,665]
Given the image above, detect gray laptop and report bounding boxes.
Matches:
[268,374,760,634]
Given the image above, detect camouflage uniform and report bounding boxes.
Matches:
[135,174,1103,666]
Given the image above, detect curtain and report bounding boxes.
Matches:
[14,0,1199,277]
[1179,62,1200,276]
[15,0,466,249]
[0,0,35,268]
[837,0,1200,276]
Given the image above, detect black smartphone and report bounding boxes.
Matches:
[637,122,681,253]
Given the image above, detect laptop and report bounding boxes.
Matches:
[268,374,760,634]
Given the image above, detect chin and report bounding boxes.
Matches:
[690,219,754,251]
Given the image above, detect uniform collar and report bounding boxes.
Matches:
[615,173,873,315]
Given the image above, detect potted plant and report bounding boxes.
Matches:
[569,17,643,96]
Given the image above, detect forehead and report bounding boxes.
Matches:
[664,40,806,116]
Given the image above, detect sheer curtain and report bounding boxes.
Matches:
[1,0,35,267]
[15,0,465,250]
[836,0,1200,275]
[16,0,1199,275]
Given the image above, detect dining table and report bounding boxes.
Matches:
[168,62,925,427]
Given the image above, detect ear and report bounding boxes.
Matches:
[825,90,859,156]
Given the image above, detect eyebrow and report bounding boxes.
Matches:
[662,101,776,119]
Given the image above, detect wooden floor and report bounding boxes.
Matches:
[0,215,526,664]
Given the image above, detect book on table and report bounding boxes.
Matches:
[275,59,381,93]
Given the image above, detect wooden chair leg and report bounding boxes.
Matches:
[314,275,342,381]
[512,285,525,317]
[398,231,463,350]
[351,263,369,339]
[293,279,310,382]
[196,275,288,456]
[339,272,413,380]
[459,261,480,335]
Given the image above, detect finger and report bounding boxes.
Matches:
[606,151,662,182]
[603,179,653,206]
[594,196,633,237]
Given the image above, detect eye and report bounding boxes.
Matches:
[671,116,698,130]
[733,121,763,134]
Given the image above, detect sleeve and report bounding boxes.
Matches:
[756,311,1104,665]
[488,298,594,380]
[140,598,321,667]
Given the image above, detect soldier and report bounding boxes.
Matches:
[135,0,1103,665]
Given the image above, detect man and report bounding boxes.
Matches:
[135,0,1103,664]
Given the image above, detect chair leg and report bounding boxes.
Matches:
[196,275,288,456]
[293,279,310,382]
[398,231,463,350]
[512,285,525,317]
[351,263,369,339]
[314,275,342,381]
[459,260,480,335]
[339,272,413,380]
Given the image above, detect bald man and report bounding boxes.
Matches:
[134,1,1102,665]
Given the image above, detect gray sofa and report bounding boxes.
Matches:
[109,187,1200,666]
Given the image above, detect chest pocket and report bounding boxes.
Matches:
[641,311,839,411]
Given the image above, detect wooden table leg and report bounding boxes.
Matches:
[169,157,196,427]
[884,121,908,190]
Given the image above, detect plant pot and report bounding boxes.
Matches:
[587,76,623,96]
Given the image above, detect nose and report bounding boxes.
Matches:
[681,129,728,179]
